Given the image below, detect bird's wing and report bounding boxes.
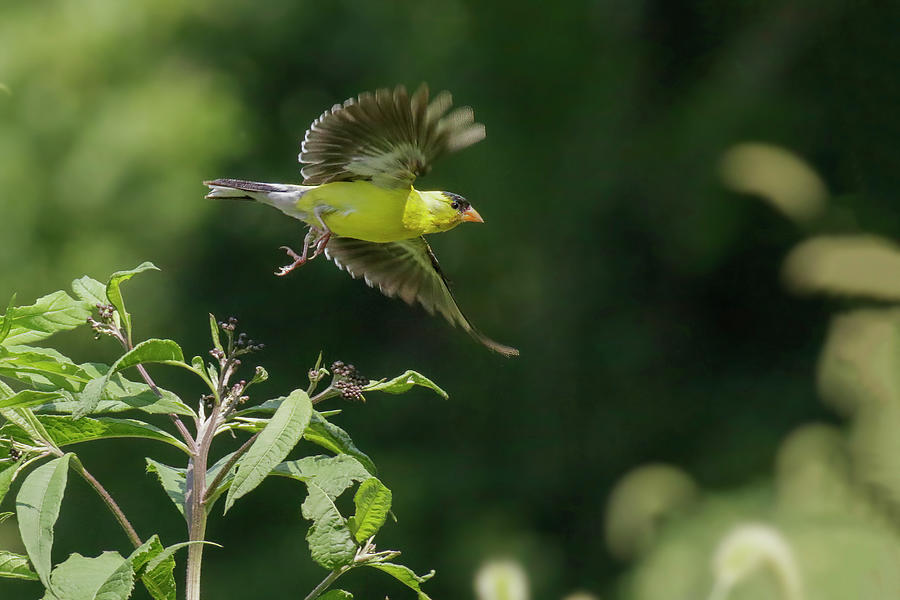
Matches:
[324,236,519,357]
[300,84,485,189]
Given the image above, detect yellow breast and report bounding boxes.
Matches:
[299,181,429,243]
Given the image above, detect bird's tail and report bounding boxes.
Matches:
[204,178,314,217]
[204,178,293,200]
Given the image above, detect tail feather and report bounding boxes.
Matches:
[204,178,291,200]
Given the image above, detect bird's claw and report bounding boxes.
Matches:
[274,246,307,277]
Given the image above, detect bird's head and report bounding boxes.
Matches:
[420,191,484,233]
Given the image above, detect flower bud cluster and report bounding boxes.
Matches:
[331,361,368,402]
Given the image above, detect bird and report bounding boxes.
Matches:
[204,83,519,357]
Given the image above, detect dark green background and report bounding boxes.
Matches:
[1,1,897,598]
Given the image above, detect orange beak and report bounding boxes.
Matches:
[461,206,485,223]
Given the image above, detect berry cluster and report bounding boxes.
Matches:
[234,332,264,352]
[8,446,21,460]
[331,361,369,402]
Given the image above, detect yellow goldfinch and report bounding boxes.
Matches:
[205,84,518,357]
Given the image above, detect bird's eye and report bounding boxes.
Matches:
[450,201,459,210]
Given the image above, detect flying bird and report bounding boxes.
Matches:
[205,84,518,357]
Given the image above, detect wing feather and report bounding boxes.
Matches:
[300,84,485,188]
[324,237,518,356]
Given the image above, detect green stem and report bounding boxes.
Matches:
[304,568,347,600]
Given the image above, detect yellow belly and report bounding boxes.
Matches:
[300,181,425,243]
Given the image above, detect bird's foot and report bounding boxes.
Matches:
[275,246,308,277]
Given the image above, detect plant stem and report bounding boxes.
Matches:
[73,461,142,548]
[185,412,218,600]
[115,328,196,450]
[304,568,347,600]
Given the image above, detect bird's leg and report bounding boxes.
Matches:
[309,207,332,259]
[274,213,334,276]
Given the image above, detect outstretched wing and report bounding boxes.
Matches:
[324,236,519,357]
[300,84,485,188]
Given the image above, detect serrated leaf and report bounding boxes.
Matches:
[364,370,448,399]
[224,389,312,513]
[364,562,435,600]
[304,412,376,474]
[71,276,108,307]
[0,291,91,346]
[319,591,353,600]
[1,416,188,453]
[0,550,39,580]
[128,535,176,600]
[0,457,25,506]
[44,551,133,600]
[76,339,185,417]
[16,454,71,586]
[272,455,370,498]
[302,481,356,569]
[106,262,159,339]
[348,478,392,543]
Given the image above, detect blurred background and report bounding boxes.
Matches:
[2,0,900,598]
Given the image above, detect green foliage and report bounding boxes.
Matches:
[0,266,441,600]
[42,551,134,600]
[223,388,312,513]
[16,455,71,587]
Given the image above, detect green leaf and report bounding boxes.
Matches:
[272,454,370,498]
[0,550,39,580]
[0,390,67,410]
[0,345,92,392]
[106,262,159,338]
[76,339,186,417]
[364,370,448,399]
[0,512,11,524]
[71,276,108,307]
[304,412,376,474]
[16,454,72,586]
[0,291,91,346]
[129,535,176,600]
[145,459,187,517]
[302,481,356,569]
[224,388,312,513]
[364,562,435,600]
[112,338,185,372]
[0,407,53,447]
[1,416,189,454]
[43,551,133,600]
[348,478,392,543]
[291,456,372,570]
[319,591,353,600]
[0,457,25,506]
[209,314,223,353]
[36,364,194,417]
[0,294,16,344]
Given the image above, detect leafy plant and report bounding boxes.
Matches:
[0,263,446,600]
